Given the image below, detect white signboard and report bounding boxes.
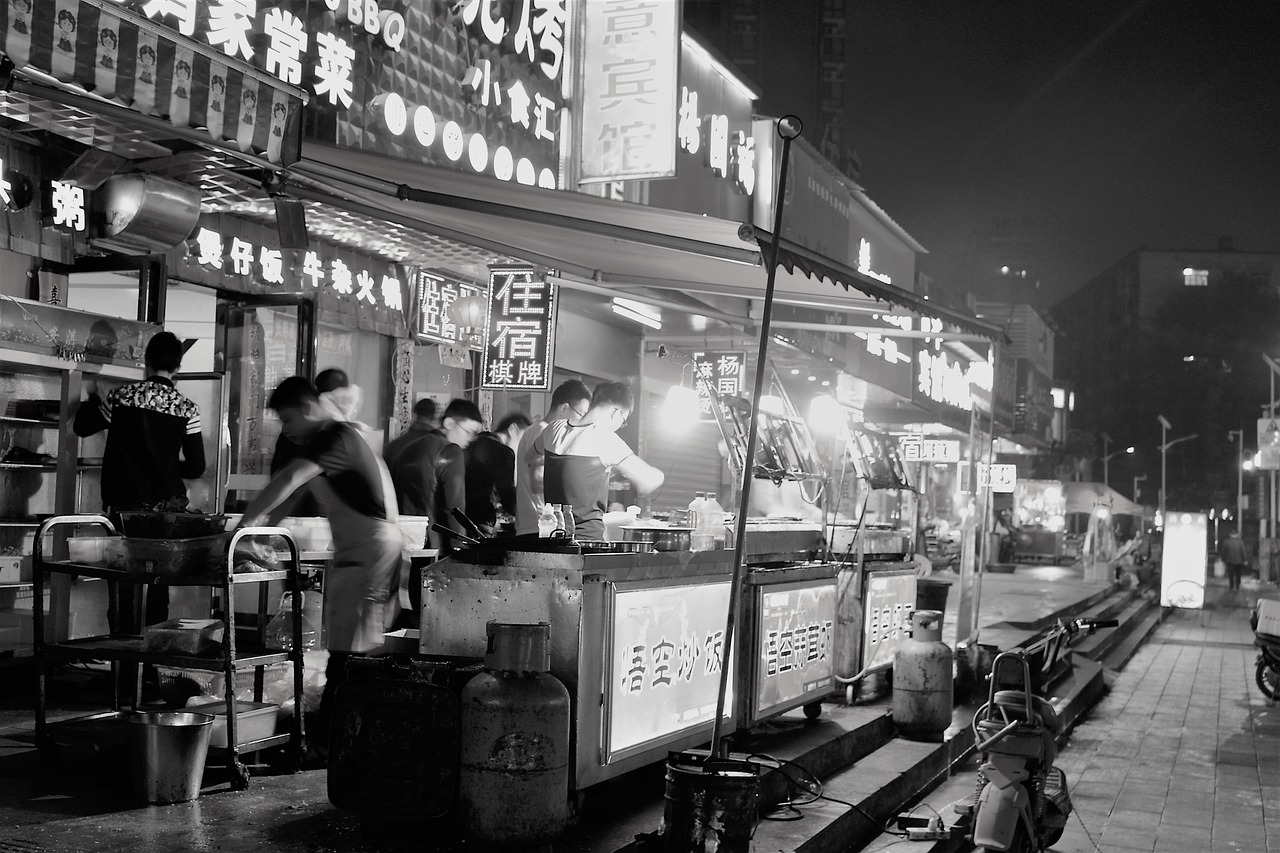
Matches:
[861,569,917,672]
[606,580,733,759]
[957,462,1017,493]
[1160,512,1207,609]
[1259,418,1280,470]
[899,436,960,463]
[754,580,836,719]
[578,0,680,182]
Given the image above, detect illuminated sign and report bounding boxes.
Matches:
[1258,417,1280,470]
[192,225,403,311]
[414,271,486,348]
[579,0,680,183]
[1160,512,1207,609]
[861,569,916,672]
[857,238,892,284]
[692,350,745,422]
[754,581,835,719]
[480,267,556,391]
[916,345,994,412]
[49,181,87,232]
[677,82,755,196]
[957,461,1017,494]
[898,436,960,464]
[606,580,733,758]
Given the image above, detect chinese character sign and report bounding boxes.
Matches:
[692,351,745,422]
[607,581,734,757]
[898,436,961,464]
[861,570,917,672]
[414,270,485,348]
[754,581,836,719]
[578,0,680,182]
[481,267,555,391]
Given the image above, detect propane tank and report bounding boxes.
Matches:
[459,622,571,847]
[892,609,953,740]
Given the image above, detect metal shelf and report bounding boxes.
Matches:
[42,636,291,670]
[0,581,34,588]
[0,519,42,527]
[0,415,59,427]
[0,462,56,470]
[39,560,291,586]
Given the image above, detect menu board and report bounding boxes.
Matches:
[861,568,917,672]
[605,580,733,760]
[753,580,836,719]
[1161,512,1207,609]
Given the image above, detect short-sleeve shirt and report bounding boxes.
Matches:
[515,420,549,536]
[301,421,392,522]
[92,376,202,511]
[537,420,633,540]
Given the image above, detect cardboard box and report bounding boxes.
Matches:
[0,555,31,584]
[1257,599,1280,640]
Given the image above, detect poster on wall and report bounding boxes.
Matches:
[480,266,556,391]
[753,581,835,719]
[1160,512,1207,609]
[860,568,916,672]
[606,580,733,759]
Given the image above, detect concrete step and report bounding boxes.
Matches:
[1097,605,1163,671]
[1071,593,1157,663]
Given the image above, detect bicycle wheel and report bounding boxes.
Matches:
[1257,659,1280,700]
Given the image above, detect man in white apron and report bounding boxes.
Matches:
[239,376,404,757]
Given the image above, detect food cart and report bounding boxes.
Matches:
[1012,479,1067,564]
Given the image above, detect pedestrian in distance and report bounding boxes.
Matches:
[1221,530,1249,591]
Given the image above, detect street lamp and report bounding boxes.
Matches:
[1102,444,1134,488]
[1157,414,1198,517]
[1228,429,1245,536]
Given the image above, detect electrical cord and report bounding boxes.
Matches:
[745,753,907,837]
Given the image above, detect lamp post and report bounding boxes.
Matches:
[1102,445,1134,488]
[1228,429,1245,537]
[1157,414,1198,517]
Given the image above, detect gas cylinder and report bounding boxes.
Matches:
[892,609,953,740]
[459,622,571,847]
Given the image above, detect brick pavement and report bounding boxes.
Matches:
[1049,581,1279,852]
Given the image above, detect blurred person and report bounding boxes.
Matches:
[465,412,532,535]
[385,398,482,554]
[270,368,354,516]
[237,376,404,758]
[73,330,205,631]
[535,382,663,541]
[1221,530,1249,591]
[516,380,591,536]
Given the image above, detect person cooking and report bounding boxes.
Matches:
[534,382,664,541]
[515,379,590,536]
[237,376,404,757]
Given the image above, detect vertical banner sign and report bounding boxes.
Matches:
[754,581,836,719]
[692,350,745,422]
[414,270,485,348]
[1161,511,1208,609]
[607,581,733,758]
[861,569,917,672]
[578,0,680,183]
[481,267,556,391]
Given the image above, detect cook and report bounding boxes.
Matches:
[533,382,664,541]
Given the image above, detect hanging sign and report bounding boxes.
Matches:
[1258,418,1280,470]
[692,350,745,422]
[480,266,556,391]
[753,580,835,719]
[898,436,960,463]
[414,270,486,348]
[578,0,680,183]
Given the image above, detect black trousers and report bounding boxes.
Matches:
[1227,562,1246,590]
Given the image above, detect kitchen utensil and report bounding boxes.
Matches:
[431,522,480,546]
[621,525,693,552]
[450,508,484,540]
[577,539,651,554]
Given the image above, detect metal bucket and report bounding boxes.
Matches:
[126,711,214,805]
[662,754,758,853]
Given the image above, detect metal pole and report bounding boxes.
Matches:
[1102,433,1110,486]
[711,115,802,755]
[1160,422,1167,518]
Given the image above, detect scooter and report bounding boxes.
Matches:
[958,617,1116,852]
[1250,602,1280,701]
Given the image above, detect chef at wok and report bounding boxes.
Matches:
[534,382,663,540]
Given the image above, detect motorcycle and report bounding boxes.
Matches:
[957,617,1117,852]
[1250,601,1280,700]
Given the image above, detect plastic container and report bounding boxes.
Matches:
[123,534,228,575]
[705,493,725,550]
[67,536,125,566]
[398,516,430,550]
[183,699,279,748]
[125,710,214,805]
[537,504,558,538]
[143,618,225,655]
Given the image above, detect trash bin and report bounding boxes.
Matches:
[126,710,214,805]
[916,578,950,613]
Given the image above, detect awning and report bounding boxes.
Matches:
[0,0,306,167]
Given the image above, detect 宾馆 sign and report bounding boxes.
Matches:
[753,580,835,719]
[692,350,745,422]
[605,580,733,759]
[898,436,960,463]
[414,270,485,349]
[480,267,556,391]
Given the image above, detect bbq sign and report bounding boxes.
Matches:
[480,266,556,391]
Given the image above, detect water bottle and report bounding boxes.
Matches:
[689,492,710,552]
[560,505,576,542]
[537,504,558,538]
[705,493,726,550]
[551,505,567,538]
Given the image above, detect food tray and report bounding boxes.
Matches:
[117,512,230,540]
[183,699,278,748]
[124,534,229,575]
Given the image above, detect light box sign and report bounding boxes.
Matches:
[692,350,745,422]
[606,580,733,759]
[1160,511,1207,609]
[414,270,485,349]
[754,580,835,719]
[480,266,556,391]
[915,345,994,412]
[578,0,680,183]
[898,436,960,464]
[861,569,916,672]
[1258,417,1280,470]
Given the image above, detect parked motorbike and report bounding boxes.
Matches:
[1250,602,1280,700]
[957,617,1117,852]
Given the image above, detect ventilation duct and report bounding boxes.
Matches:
[93,174,202,255]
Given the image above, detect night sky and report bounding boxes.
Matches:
[831,0,1280,304]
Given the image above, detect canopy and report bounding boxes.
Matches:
[1063,481,1145,517]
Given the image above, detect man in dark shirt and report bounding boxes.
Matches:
[73,330,205,631]
[385,399,482,554]
[465,412,531,534]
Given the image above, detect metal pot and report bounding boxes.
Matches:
[578,540,652,554]
[621,525,693,552]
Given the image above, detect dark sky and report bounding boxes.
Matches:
[826,0,1280,304]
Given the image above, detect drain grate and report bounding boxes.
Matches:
[0,841,46,853]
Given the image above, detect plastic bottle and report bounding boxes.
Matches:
[689,492,711,552]
[705,493,726,550]
[537,504,558,538]
[551,505,567,538]
[560,505,576,542]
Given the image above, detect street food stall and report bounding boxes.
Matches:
[1013,479,1067,564]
